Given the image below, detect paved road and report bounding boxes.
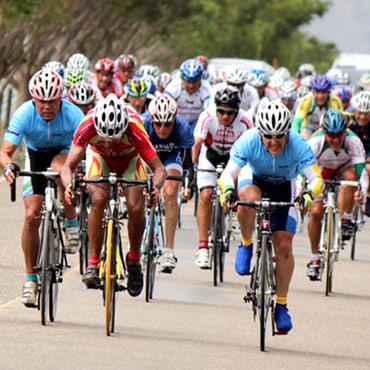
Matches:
[0,179,369,370]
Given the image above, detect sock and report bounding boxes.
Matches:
[342,212,352,220]
[199,240,208,249]
[65,216,78,227]
[311,254,319,260]
[26,273,37,281]
[128,251,141,263]
[88,255,100,266]
[241,236,253,247]
[276,295,287,305]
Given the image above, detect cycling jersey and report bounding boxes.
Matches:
[73,107,156,163]
[262,86,280,101]
[90,74,123,98]
[4,99,84,152]
[164,78,211,128]
[348,116,370,157]
[292,92,343,134]
[308,129,368,192]
[209,82,260,112]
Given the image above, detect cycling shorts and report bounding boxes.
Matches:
[158,150,183,174]
[23,147,68,197]
[238,165,297,233]
[85,147,146,181]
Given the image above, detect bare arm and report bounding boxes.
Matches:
[192,136,204,165]
[0,141,19,185]
[60,144,86,188]
[146,155,166,190]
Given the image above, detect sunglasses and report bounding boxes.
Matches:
[120,68,134,72]
[216,108,238,116]
[153,121,173,128]
[262,133,286,140]
[326,132,345,139]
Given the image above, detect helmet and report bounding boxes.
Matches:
[320,108,348,133]
[195,55,209,70]
[256,100,291,136]
[139,64,156,77]
[279,80,298,101]
[94,94,129,140]
[29,69,64,101]
[148,94,178,123]
[268,74,284,90]
[335,85,352,102]
[142,75,157,95]
[64,68,88,88]
[310,75,331,91]
[352,91,370,113]
[225,65,248,85]
[43,61,65,77]
[248,69,268,88]
[157,72,171,90]
[125,77,148,97]
[297,63,316,78]
[67,53,89,71]
[180,59,203,82]
[114,54,138,71]
[274,67,291,81]
[214,86,241,109]
[94,58,114,73]
[68,82,96,105]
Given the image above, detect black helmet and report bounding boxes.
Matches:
[214,86,241,109]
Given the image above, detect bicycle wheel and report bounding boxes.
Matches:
[145,208,156,302]
[40,214,52,326]
[325,207,334,296]
[177,193,183,229]
[105,219,116,336]
[259,234,270,352]
[218,207,226,284]
[49,219,61,322]
[351,204,359,261]
[193,185,199,216]
[211,200,221,287]
[79,192,89,275]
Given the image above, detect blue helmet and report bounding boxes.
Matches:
[248,69,268,87]
[336,85,352,102]
[310,75,331,91]
[320,108,348,133]
[180,59,203,82]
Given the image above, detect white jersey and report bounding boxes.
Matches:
[209,82,260,112]
[164,78,212,124]
[194,107,253,156]
[263,86,280,101]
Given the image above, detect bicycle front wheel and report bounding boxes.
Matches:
[145,208,156,302]
[40,214,52,326]
[325,207,334,296]
[79,198,89,275]
[211,199,222,287]
[351,204,359,261]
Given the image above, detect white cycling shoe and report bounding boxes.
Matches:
[22,281,38,307]
[160,249,177,273]
[195,248,211,269]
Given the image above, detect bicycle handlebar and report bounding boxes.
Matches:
[236,200,296,209]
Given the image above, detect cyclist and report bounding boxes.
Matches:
[292,75,343,140]
[348,91,370,215]
[209,65,260,113]
[220,100,323,333]
[165,58,212,131]
[68,81,97,115]
[61,94,166,297]
[141,94,194,273]
[335,85,353,112]
[0,69,85,307]
[124,77,154,114]
[279,80,299,113]
[91,58,123,98]
[157,72,171,93]
[193,86,253,268]
[306,109,368,280]
[295,63,316,84]
[247,69,279,101]
[114,54,138,88]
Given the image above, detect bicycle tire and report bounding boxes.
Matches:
[212,199,221,287]
[351,204,359,261]
[178,193,183,229]
[259,234,269,352]
[49,220,61,322]
[79,193,89,275]
[145,207,156,302]
[40,214,52,326]
[105,219,115,336]
[193,186,199,216]
[325,207,334,296]
[219,206,226,284]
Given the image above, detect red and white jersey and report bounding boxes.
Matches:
[194,107,253,155]
[263,85,280,101]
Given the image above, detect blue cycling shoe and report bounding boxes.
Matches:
[274,303,293,333]
[235,244,253,275]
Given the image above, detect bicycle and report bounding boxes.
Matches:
[177,169,189,229]
[239,198,296,352]
[198,165,233,286]
[72,173,151,336]
[318,179,359,296]
[11,168,69,326]
[350,199,365,261]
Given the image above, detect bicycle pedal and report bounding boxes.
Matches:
[275,330,289,335]
[118,285,126,292]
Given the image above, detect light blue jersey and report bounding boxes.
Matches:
[4,99,84,152]
[230,128,316,183]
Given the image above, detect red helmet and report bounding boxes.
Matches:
[115,54,137,71]
[94,58,114,73]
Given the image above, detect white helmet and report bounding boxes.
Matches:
[67,53,89,71]
[269,74,284,90]
[275,67,291,81]
[29,69,64,101]
[256,100,292,136]
[225,65,248,85]
[93,94,129,140]
[148,94,178,123]
[297,63,316,78]
[68,82,96,105]
[353,91,370,113]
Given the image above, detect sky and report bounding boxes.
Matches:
[301,0,370,54]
